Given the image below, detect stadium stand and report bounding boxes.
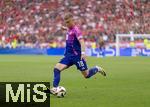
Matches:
[0,0,149,48]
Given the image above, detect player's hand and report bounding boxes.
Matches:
[61,26,68,31]
[81,53,86,61]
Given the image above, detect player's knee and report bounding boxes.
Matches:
[85,75,89,79]
[54,67,62,72]
[54,63,67,71]
[55,63,59,68]
[81,70,89,79]
[54,64,62,71]
[85,74,90,79]
[53,68,61,73]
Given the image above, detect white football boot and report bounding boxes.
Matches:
[50,87,58,95]
[95,66,106,76]
[44,87,57,95]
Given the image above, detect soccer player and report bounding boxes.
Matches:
[47,13,106,94]
[98,36,105,57]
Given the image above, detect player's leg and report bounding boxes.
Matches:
[75,58,106,78]
[99,47,105,57]
[48,63,68,95]
[44,63,67,94]
[53,63,68,88]
[49,56,73,95]
[82,66,106,78]
[53,55,73,88]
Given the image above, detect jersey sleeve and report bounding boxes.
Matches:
[74,27,83,40]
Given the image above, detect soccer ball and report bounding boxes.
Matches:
[56,86,66,98]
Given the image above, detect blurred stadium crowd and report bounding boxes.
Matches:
[0,0,149,49]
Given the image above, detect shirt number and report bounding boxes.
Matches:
[77,61,84,67]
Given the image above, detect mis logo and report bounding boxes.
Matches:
[0,82,50,107]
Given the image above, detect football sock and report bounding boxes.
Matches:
[86,67,99,78]
[53,68,61,87]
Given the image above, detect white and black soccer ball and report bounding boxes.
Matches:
[56,86,66,98]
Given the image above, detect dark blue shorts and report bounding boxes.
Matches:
[59,55,88,71]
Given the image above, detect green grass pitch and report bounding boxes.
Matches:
[0,55,150,107]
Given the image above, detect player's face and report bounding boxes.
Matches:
[64,18,74,28]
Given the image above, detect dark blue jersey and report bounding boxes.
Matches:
[65,26,83,56]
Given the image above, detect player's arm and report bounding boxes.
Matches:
[79,38,85,54]
[78,38,86,60]
[61,26,68,31]
[75,27,86,60]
